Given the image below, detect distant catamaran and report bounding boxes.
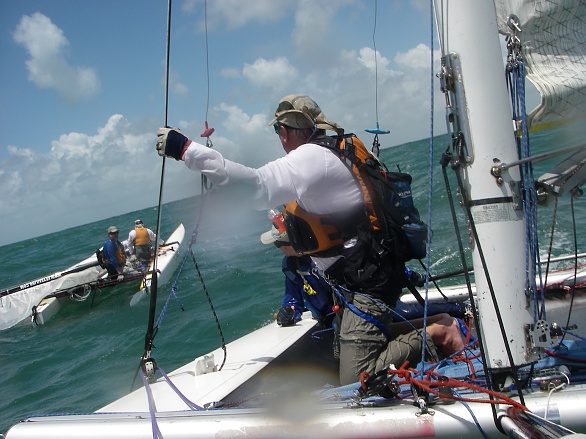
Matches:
[0,224,185,329]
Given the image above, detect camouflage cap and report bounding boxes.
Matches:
[268,94,343,134]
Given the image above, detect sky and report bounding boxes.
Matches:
[0,0,528,246]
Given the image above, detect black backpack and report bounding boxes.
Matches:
[95,248,107,269]
[315,134,428,262]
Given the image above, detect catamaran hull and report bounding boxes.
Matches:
[2,393,582,439]
[6,369,586,438]
[130,223,186,306]
[6,309,586,438]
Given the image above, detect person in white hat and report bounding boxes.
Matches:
[157,94,464,386]
[127,219,163,264]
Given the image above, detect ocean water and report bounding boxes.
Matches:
[1,131,584,434]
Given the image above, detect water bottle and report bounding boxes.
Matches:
[268,209,286,233]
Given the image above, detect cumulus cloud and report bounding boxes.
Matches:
[2,2,450,246]
[357,47,391,72]
[242,57,299,91]
[205,0,292,29]
[0,116,195,245]
[292,0,337,53]
[395,43,437,70]
[13,12,100,102]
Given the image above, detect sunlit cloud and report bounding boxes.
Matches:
[13,12,100,102]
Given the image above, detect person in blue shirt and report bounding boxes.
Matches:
[261,224,468,367]
[261,224,334,327]
[278,252,337,327]
[261,225,466,328]
[102,226,127,279]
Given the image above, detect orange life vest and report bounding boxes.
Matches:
[283,202,366,257]
[134,227,150,246]
[115,241,127,265]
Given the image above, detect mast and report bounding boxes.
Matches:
[435,0,538,374]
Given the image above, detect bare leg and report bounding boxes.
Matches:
[390,313,464,357]
[425,314,465,356]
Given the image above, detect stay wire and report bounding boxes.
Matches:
[419,0,436,375]
[440,153,490,387]
[203,0,211,122]
[185,1,226,370]
[201,0,214,189]
[142,0,172,360]
[453,167,526,406]
[372,0,380,127]
[558,195,579,346]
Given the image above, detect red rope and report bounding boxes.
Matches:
[386,363,528,411]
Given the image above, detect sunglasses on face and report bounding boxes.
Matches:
[273,122,281,135]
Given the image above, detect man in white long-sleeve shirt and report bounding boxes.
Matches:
[156,94,463,386]
[127,219,163,263]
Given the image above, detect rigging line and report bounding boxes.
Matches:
[365,0,389,144]
[203,0,211,121]
[431,0,446,58]
[440,143,503,426]
[200,0,214,189]
[372,0,380,126]
[144,0,172,358]
[540,197,559,321]
[440,155,489,384]
[453,168,526,406]
[506,33,544,322]
[191,247,227,371]
[190,2,226,365]
[558,195,579,346]
[420,0,436,373]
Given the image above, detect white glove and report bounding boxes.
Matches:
[156,127,190,160]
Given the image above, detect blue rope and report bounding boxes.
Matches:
[154,249,190,329]
[517,61,543,321]
[419,0,436,376]
[139,370,164,439]
[507,49,544,322]
[310,327,334,340]
[333,286,429,339]
[453,389,490,439]
[563,330,586,341]
[157,367,205,410]
[333,287,393,339]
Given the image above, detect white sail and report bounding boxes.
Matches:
[495,0,586,130]
[0,257,101,330]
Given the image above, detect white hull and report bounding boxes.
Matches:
[399,263,586,305]
[7,310,586,438]
[31,296,61,325]
[130,223,186,306]
[7,392,586,439]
